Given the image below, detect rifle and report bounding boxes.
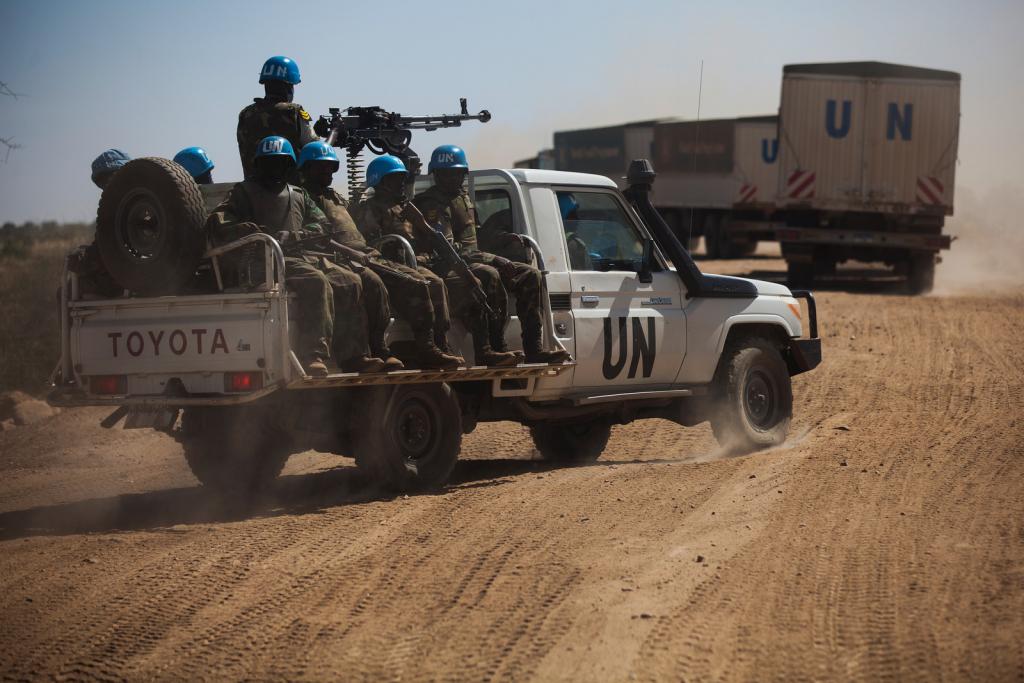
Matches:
[400,203,493,317]
[280,232,430,288]
[312,98,490,202]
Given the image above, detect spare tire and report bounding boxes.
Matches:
[96,157,206,295]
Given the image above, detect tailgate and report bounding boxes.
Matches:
[71,292,287,392]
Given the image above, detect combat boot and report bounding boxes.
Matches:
[475,348,520,367]
[371,345,406,371]
[524,348,571,364]
[489,322,524,362]
[416,339,464,370]
[470,315,518,367]
[379,355,405,371]
[304,356,330,377]
[339,355,387,373]
[522,327,571,364]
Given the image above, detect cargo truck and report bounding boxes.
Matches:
[544,61,960,293]
[776,61,960,293]
[551,116,783,259]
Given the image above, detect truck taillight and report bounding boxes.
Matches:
[89,375,126,395]
[225,372,263,393]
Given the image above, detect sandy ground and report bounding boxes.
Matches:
[1,248,1022,681]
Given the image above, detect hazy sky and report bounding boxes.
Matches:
[0,0,1020,223]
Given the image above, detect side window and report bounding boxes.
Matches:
[475,189,514,234]
[557,190,645,272]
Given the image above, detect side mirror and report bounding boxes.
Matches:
[639,237,654,283]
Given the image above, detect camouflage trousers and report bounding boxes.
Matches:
[492,260,544,349]
[436,261,507,354]
[459,251,545,351]
[335,258,392,357]
[285,257,369,363]
[367,256,451,344]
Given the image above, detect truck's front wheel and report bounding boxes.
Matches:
[530,420,612,463]
[180,405,291,496]
[711,338,792,454]
[352,384,462,492]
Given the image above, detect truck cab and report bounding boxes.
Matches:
[468,167,816,396]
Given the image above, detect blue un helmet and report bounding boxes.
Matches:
[90,148,131,187]
[366,155,407,188]
[428,144,469,172]
[259,56,301,85]
[297,141,340,170]
[254,136,296,164]
[173,147,215,180]
[557,192,579,220]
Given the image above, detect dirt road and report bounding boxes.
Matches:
[2,251,1022,681]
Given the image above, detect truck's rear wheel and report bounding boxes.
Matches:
[711,337,792,454]
[530,419,612,463]
[352,384,461,492]
[181,405,291,496]
[96,157,206,295]
[906,253,936,295]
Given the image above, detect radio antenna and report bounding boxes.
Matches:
[686,59,704,250]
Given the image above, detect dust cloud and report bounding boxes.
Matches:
[934,184,1024,295]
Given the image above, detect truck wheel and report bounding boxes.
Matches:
[710,337,792,454]
[787,261,814,288]
[353,384,461,492]
[906,254,936,295]
[530,420,612,463]
[180,405,291,496]
[96,157,206,295]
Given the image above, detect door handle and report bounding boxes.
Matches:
[580,295,599,306]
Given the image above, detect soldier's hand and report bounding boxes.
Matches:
[494,255,517,279]
[275,231,295,246]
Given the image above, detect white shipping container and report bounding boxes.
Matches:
[733,117,780,208]
[777,62,960,216]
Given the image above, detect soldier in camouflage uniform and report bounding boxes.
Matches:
[415,146,570,364]
[355,156,518,367]
[68,149,132,298]
[206,136,385,377]
[348,156,464,368]
[298,142,421,371]
[237,56,317,182]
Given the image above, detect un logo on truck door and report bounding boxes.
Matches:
[602,317,656,380]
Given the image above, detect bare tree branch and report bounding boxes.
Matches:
[0,81,23,99]
[2,79,24,161]
[0,136,22,163]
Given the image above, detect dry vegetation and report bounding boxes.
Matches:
[0,223,93,395]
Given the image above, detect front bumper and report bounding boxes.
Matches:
[789,338,822,374]
[788,289,821,374]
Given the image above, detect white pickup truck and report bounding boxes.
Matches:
[48,158,820,495]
